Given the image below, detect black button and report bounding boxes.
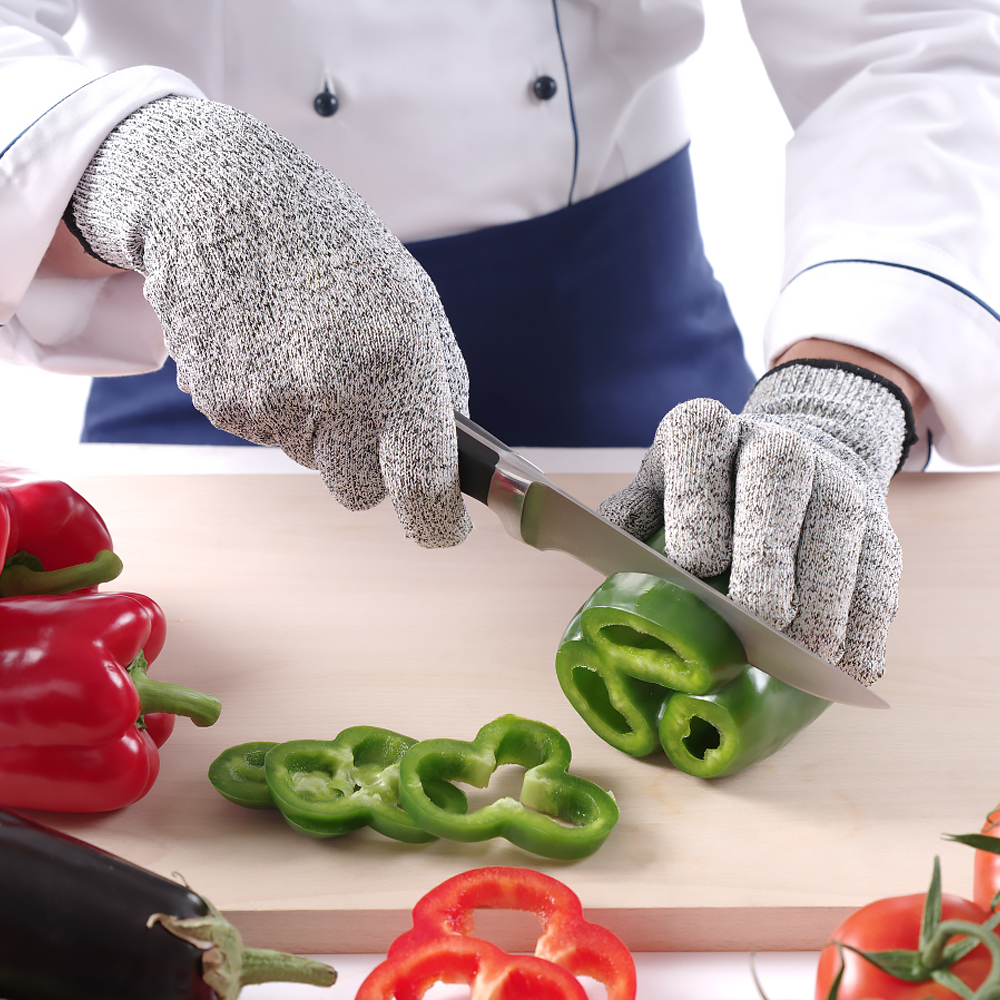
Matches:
[532,75,558,101]
[314,86,339,117]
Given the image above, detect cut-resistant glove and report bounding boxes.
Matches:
[65,96,471,548]
[598,360,917,686]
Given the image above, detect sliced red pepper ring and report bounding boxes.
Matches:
[261,727,467,844]
[356,866,636,1000]
[358,935,588,999]
[397,715,619,860]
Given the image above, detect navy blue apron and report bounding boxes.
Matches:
[81,146,755,448]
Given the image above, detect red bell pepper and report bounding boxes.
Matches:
[0,591,221,813]
[356,867,636,1000]
[0,467,124,597]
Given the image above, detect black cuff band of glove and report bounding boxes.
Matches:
[61,198,122,270]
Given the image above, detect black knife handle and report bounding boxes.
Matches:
[454,412,502,506]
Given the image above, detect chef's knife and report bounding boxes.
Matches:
[454,412,888,710]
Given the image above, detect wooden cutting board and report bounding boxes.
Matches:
[21,470,1000,955]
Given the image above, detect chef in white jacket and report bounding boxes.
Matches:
[2,1,996,686]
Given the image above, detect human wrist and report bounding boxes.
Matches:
[38,220,121,279]
[772,338,928,419]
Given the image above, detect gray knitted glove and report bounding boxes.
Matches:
[598,361,917,685]
[66,96,471,548]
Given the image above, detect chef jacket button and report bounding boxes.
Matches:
[314,85,339,117]
[532,75,558,101]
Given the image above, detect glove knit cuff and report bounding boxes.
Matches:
[747,359,915,492]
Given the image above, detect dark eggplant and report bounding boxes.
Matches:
[0,809,336,1000]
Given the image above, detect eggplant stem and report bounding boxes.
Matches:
[240,948,338,987]
[149,902,336,998]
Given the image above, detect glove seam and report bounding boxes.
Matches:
[757,358,918,475]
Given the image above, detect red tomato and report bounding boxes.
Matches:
[974,805,1000,912]
[815,891,997,1000]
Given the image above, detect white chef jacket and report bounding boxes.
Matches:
[2,1,1000,465]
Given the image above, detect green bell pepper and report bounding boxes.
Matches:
[658,665,830,778]
[555,571,748,757]
[555,531,830,776]
[397,714,619,861]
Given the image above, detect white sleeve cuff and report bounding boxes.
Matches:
[764,259,1000,469]
[0,272,167,375]
[0,65,202,325]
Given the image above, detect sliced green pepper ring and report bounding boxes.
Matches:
[578,572,748,695]
[263,727,466,844]
[555,570,749,757]
[555,621,670,757]
[555,525,830,775]
[658,666,830,778]
[208,741,278,809]
[397,714,619,861]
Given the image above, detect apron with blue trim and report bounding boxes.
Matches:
[81,146,755,448]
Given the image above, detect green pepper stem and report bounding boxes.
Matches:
[129,654,221,728]
[0,548,123,597]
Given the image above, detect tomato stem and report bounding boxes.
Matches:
[922,919,1000,999]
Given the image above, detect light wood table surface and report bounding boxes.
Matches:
[24,470,1000,956]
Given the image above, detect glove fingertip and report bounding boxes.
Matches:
[319,463,387,512]
[598,485,664,542]
[405,503,474,549]
[831,631,887,687]
[376,407,474,548]
[313,426,389,512]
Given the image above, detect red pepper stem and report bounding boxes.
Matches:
[0,548,123,597]
[128,654,221,729]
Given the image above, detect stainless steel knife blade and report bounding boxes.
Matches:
[455,412,888,710]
